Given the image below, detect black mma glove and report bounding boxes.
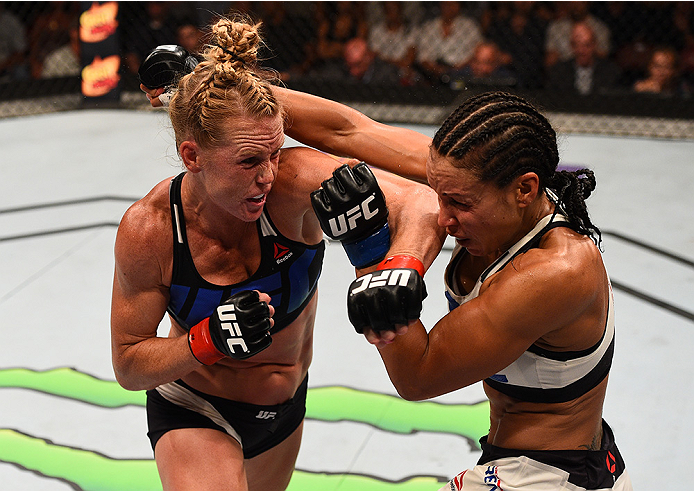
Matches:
[138,45,199,105]
[188,290,272,364]
[311,163,390,268]
[347,255,427,333]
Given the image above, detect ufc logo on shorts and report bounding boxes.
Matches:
[216,305,249,354]
[328,194,379,237]
[349,269,412,295]
[255,410,277,420]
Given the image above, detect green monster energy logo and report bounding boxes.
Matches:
[0,367,489,490]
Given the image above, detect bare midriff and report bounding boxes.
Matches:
[484,376,608,451]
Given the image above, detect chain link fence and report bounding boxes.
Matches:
[2,1,694,138]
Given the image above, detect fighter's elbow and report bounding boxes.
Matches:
[112,356,155,392]
[392,378,432,402]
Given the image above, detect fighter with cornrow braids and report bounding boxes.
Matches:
[113,16,443,491]
[266,90,634,490]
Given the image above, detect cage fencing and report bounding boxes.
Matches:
[1,1,693,138]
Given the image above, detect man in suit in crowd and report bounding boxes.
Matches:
[548,22,621,95]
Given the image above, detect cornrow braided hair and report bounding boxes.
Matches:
[433,91,601,245]
[169,15,281,149]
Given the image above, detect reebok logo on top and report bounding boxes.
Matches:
[274,243,293,263]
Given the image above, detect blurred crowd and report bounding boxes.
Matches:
[2,1,693,98]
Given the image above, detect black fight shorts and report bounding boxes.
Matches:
[146,375,308,459]
[441,419,632,490]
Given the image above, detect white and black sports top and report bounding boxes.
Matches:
[444,214,615,403]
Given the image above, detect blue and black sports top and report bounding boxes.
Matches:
[166,172,325,334]
[444,214,615,404]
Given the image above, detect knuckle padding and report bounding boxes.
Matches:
[347,269,425,332]
[310,189,329,212]
[322,179,345,203]
[334,165,362,192]
[353,164,374,187]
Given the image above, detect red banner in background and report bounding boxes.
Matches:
[80,2,120,103]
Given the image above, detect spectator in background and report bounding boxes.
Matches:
[367,1,421,85]
[175,22,204,56]
[259,1,318,81]
[680,3,694,91]
[594,2,648,87]
[344,37,401,84]
[366,1,427,30]
[485,1,547,89]
[40,21,80,78]
[481,2,511,32]
[168,1,226,28]
[415,1,483,85]
[315,2,368,70]
[545,1,610,69]
[548,21,620,95]
[610,3,687,87]
[311,36,401,85]
[448,41,516,88]
[27,1,79,79]
[634,47,690,97]
[593,2,641,56]
[121,1,177,76]
[0,4,29,81]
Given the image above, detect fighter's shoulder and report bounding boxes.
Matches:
[117,177,173,250]
[276,146,344,190]
[509,228,603,294]
[280,145,342,168]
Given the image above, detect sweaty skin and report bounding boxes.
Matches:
[270,89,612,453]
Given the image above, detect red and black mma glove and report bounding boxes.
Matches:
[311,163,390,269]
[347,255,427,333]
[138,45,199,106]
[188,290,273,365]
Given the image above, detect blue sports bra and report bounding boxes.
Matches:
[166,172,325,334]
[444,214,614,403]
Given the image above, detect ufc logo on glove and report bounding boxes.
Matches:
[349,269,413,295]
[311,163,391,268]
[328,194,380,237]
[217,305,249,354]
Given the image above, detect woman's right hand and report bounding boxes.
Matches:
[140,83,166,107]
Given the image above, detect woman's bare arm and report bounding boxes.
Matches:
[110,195,200,391]
[273,86,431,183]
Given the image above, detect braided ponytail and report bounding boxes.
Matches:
[547,169,602,246]
[168,15,281,150]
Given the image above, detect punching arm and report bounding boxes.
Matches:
[274,86,430,183]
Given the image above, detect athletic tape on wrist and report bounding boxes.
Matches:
[158,87,175,107]
[342,222,391,269]
[377,254,425,277]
